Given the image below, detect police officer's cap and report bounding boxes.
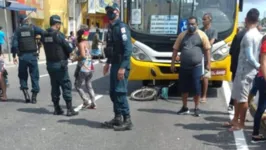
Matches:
[50,15,62,26]
[105,2,120,11]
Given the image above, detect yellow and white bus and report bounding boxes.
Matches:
[120,0,243,88]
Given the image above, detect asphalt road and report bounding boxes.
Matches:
[1,60,265,150]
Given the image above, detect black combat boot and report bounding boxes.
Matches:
[22,89,30,103]
[53,100,64,115]
[66,101,79,116]
[113,115,133,131]
[31,92,38,104]
[101,115,123,128]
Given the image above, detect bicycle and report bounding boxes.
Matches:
[130,68,176,101]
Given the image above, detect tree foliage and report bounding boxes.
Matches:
[261,18,266,26]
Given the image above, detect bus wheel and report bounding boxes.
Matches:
[212,81,223,88]
[142,80,152,86]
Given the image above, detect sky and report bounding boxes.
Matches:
[239,0,266,22]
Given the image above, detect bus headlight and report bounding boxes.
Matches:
[132,45,151,61]
[211,44,229,61]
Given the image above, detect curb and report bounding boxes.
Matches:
[249,103,266,129]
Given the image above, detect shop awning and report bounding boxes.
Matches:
[4,1,36,11]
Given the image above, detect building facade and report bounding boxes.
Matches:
[18,0,87,35]
[68,0,88,36]
[87,0,121,29]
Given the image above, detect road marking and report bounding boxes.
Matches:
[74,95,103,112]
[40,74,49,78]
[39,61,100,78]
[222,81,249,150]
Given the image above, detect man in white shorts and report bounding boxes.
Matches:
[229,8,262,131]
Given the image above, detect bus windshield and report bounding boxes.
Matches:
[129,0,236,35]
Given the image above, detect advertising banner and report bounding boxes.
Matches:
[88,0,96,14]
[95,0,112,13]
[88,0,120,14]
[18,0,44,19]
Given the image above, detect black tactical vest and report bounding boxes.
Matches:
[43,31,67,62]
[17,26,37,53]
[104,25,114,59]
[107,23,124,64]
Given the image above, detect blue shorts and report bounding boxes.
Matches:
[179,65,202,96]
[91,49,102,56]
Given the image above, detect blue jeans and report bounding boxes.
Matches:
[252,76,266,136]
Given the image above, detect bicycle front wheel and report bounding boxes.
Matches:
[130,87,158,101]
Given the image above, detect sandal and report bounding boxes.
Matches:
[1,99,7,102]
[222,122,234,127]
[229,125,243,131]
[88,103,97,109]
[0,96,7,102]
[81,102,91,109]
[200,99,207,103]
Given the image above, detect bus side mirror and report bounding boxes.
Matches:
[239,0,243,12]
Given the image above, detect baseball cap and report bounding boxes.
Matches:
[50,15,62,25]
[105,2,120,11]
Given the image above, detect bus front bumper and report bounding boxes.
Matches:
[128,56,232,81]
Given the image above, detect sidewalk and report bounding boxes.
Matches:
[2,47,46,67]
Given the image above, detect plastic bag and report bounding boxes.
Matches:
[160,87,169,100]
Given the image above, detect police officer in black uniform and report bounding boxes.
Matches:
[12,14,43,104]
[102,3,133,131]
[42,15,78,116]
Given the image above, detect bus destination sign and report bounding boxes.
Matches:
[150,15,178,35]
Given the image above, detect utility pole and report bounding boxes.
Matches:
[120,0,123,22]
[3,0,11,62]
[73,0,76,34]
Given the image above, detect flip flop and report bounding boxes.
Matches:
[0,97,7,102]
[88,104,97,109]
[222,122,233,127]
[200,99,207,103]
[229,126,243,132]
